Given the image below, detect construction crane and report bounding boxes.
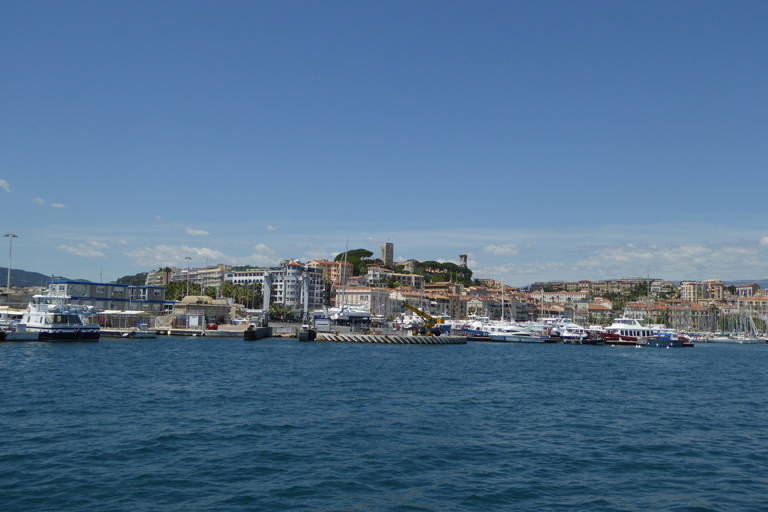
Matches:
[403,303,444,336]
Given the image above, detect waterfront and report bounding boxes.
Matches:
[1,338,768,511]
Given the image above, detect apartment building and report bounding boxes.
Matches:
[197,264,232,291]
[736,283,761,297]
[530,290,589,304]
[224,263,324,309]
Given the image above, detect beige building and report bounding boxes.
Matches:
[329,261,354,286]
[197,264,232,291]
[337,287,391,317]
[146,269,172,286]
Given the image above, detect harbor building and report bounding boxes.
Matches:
[47,280,166,312]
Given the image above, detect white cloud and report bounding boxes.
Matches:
[56,244,107,258]
[267,225,277,231]
[123,245,228,267]
[241,253,280,267]
[721,246,755,255]
[89,241,111,250]
[118,240,128,245]
[32,197,45,204]
[484,243,519,256]
[304,250,333,261]
[761,237,768,247]
[0,180,9,193]
[51,203,66,209]
[186,227,210,236]
[254,244,275,253]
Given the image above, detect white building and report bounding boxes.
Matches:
[529,290,589,304]
[224,263,324,309]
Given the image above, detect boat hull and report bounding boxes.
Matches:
[488,334,547,343]
[30,328,100,341]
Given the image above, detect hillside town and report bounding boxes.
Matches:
[1,242,767,336]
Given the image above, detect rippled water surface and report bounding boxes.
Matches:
[2,338,768,511]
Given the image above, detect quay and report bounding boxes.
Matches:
[316,332,467,344]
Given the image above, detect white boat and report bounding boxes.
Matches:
[489,324,547,343]
[330,304,371,324]
[602,317,655,345]
[18,295,99,341]
[705,334,764,344]
[550,318,590,343]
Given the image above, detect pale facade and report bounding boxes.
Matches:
[339,287,391,317]
[224,263,324,309]
[530,290,589,304]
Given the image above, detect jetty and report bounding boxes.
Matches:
[316,333,466,344]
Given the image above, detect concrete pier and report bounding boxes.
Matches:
[316,333,466,344]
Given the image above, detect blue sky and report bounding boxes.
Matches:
[2,1,767,286]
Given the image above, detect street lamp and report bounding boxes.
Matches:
[185,257,192,298]
[4,234,17,291]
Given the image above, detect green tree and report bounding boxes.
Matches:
[163,281,201,301]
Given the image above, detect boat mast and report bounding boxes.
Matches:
[341,240,348,310]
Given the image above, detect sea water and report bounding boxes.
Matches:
[1,338,767,511]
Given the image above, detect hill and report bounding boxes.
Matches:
[0,267,68,288]
[415,261,473,287]
[334,248,374,276]
[115,272,149,286]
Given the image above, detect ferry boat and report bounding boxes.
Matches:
[601,317,654,346]
[18,295,100,341]
[601,318,688,347]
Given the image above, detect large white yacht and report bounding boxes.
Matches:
[489,324,547,343]
[602,317,654,345]
[18,295,100,341]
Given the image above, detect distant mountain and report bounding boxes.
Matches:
[0,267,68,288]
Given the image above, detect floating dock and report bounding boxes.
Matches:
[316,333,466,344]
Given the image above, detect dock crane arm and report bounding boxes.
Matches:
[402,303,443,335]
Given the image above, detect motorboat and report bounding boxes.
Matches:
[489,324,547,343]
[549,319,591,344]
[461,316,492,340]
[646,325,690,347]
[18,295,99,341]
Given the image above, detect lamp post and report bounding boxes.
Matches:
[4,234,17,291]
[185,257,192,298]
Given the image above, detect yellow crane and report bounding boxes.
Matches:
[403,303,444,336]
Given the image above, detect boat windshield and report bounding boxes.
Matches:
[47,314,83,326]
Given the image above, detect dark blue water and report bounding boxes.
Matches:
[2,338,768,511]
